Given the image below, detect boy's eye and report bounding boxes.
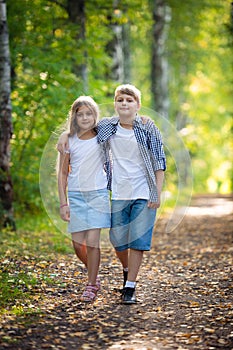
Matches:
[116,98,134,103]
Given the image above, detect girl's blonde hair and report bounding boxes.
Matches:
[114,84,141,105]
[68,96,99,136]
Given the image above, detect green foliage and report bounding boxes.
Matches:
[166,0,232,194]
[0,212,73,314]
[5,0,233,217]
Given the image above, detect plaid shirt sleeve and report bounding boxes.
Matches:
[97,118,115,191]
[146,121,166,171]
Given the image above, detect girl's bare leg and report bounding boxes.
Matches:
[72,232,87,267]
[86,229,101,285]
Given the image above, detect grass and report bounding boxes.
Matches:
[0,211,74,315]
[0,270,37,309]
[1,212,73,256]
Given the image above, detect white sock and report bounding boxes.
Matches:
[123,267,128,272]
[125,280,136,288]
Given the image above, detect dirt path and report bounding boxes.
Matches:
[1,195,233,349]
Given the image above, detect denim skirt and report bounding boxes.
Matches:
[68,189,111,233]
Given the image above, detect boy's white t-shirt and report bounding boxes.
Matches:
[110,124,149,200]
[67,135,107,191]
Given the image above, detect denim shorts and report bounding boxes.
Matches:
[68,189,111,233]
[110,199,157,251]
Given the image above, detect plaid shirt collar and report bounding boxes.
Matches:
[97,114,145,143]
[107,114,143,126]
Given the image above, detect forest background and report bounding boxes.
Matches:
[1,0,232,230]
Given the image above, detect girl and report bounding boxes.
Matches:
[57,96,111,302]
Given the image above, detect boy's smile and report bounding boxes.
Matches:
[114,94,140,121]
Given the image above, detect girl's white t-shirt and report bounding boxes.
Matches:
[110,124,149,200]
[67,135,107,191]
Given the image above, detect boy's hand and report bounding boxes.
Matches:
[148,201,160,209]
[60,206,70,222]
[57,132,69,154]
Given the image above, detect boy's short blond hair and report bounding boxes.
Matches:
[114,84,141,104]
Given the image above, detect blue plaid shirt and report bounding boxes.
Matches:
[97,115,166,202]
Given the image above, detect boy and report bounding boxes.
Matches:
[97,84,166,304]
[57,84,166,304]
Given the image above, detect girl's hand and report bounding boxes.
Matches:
[141,115,152,125]
[60,205,70,222]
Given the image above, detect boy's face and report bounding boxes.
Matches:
[114,93,140,119]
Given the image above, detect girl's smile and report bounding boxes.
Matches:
[76,105,96,134]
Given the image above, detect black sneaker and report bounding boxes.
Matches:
[123,270,128,287]
[121,287,137,304]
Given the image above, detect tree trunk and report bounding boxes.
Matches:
[0,0,15,229]
[67,0,88,92]
[106,1,131,83]
[151,0,171,118]
[122,21,131,82]
[106,22,124,82]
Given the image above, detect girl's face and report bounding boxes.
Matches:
[114,93,140,119]
[76,105,96,132]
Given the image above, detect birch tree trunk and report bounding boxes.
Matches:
[106,22,124,82]
[0,0,15,229]
[106,1,131,83]
[122,22,131,82]
[151,0,171,117]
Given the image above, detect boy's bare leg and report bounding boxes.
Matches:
[115,249,128,269]
[116,248,143,281]
[127,249,143,282]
